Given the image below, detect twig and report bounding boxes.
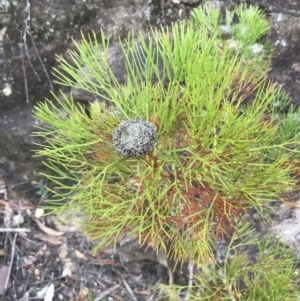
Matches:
[20,0,54,104]
[20,0,31,103]
[123,279,138,301]
[4,200,24,291]
[94,279,125,301]
[185,261,194,301]
[4,233,17,291]
[94,284,120,301]
[0,228,30,232]
[29,32,54,90]
[167,262,174,286]
[22,0,42,82]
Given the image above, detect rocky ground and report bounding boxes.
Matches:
[1,0,300,300]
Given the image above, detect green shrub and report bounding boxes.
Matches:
[154,224,300,300]
[34,4,300,299]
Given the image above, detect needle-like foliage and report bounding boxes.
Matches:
[33,4,300,268]
[154,224,300,300]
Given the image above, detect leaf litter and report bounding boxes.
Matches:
[0,179,170,301]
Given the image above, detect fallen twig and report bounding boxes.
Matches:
[185,261,194,301]
[94,284,120,301]
[4,233,17,292]
[0,228,30,232]
[167,263,174,286]
[123,279,138,301]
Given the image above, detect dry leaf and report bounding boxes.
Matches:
[44,284,55,301]
[75,250,88,261]
[58,243,68,260]
[18,231,28,238]
[63,258,76,272]
[36,285,49,298]
[36,244,47,257]
[33,218,65,236]
[34,269,40,280]
[61,266,72,278]
[134,290,152,296]
[22,291,30,301]
[78,287,89,300]
[37,235,63,245]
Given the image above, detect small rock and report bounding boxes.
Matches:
[35,208,44,219]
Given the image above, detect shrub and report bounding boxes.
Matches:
[34,3,300,299]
